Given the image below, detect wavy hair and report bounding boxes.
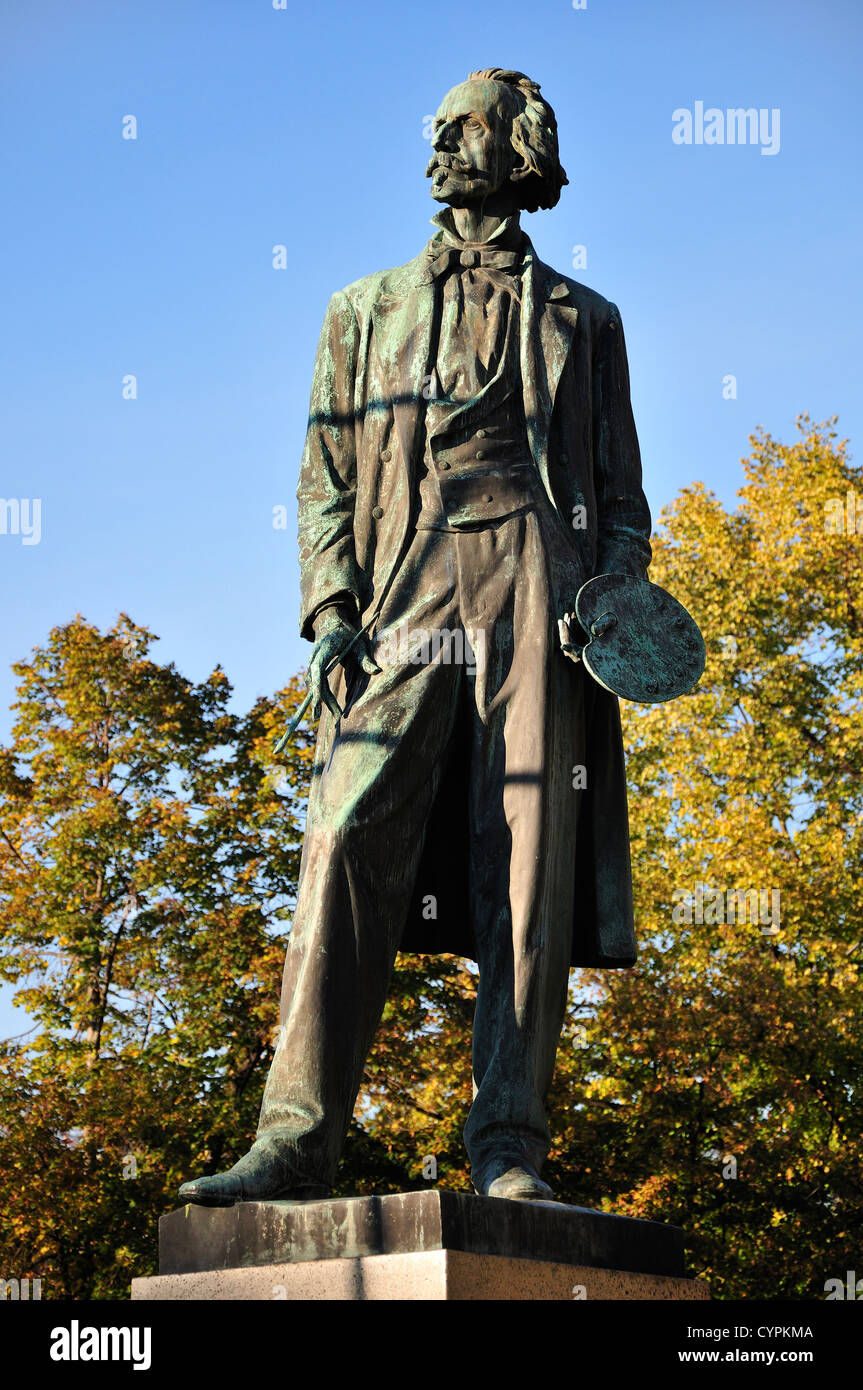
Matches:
[468,68,568,211]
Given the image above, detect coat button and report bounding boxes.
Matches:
[476,449,486,459]
[380,449,392,462]
[372,506,384,519]
[460,250,477,267]
[477,428,487,438]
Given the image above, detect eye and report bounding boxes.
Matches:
[464,118,483,131]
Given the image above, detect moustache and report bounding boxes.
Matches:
[425,153,477,178]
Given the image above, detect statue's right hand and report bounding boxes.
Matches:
[308,608,381,721]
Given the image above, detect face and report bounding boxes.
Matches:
[426,80,518,206]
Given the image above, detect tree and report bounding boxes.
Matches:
[2,418,860,1300]
[354,417,863,1299]
[0,614,311,1298]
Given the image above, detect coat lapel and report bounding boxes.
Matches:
[369,239,579,502]
[520,241,579,497]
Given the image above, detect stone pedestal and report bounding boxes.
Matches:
[131,1190,710,1301]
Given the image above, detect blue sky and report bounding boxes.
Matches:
[1,0,861,1035]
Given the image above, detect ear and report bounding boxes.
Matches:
[509,163,533,184]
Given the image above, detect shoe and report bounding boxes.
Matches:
[178,1138,330,1208]
[478,1164,555,1202]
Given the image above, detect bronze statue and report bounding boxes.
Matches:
[180,68,690,1209]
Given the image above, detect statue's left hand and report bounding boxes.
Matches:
[558,612,583,664]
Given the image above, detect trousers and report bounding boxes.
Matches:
[257,498,586,1188]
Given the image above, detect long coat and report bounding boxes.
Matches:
[295,232,652,968]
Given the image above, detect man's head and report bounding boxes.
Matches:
[426,68,568,214]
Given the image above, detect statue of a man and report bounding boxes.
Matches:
[181,67,651,1207]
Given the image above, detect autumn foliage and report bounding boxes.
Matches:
[1,419,860,1298]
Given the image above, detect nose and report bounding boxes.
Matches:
[432,119,458,153]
